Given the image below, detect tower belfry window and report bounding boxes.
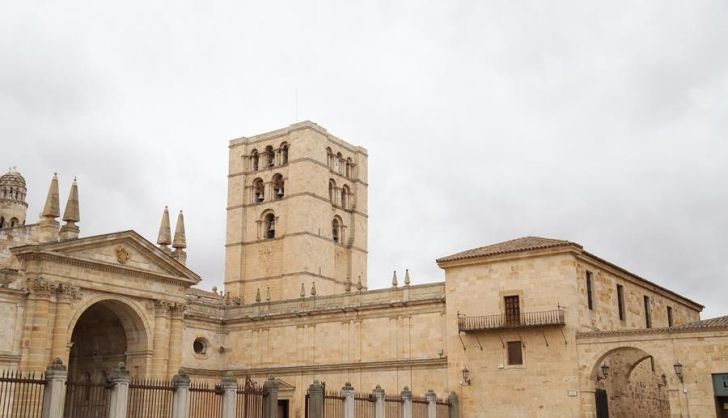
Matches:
[266,146,275,167]
[281,143,289,165]
[264,213,276,239]
[251,150,259,171]
[332,218,340,243]
[273,174,284,199]
[329,180,337,204]
[253,178,265,203]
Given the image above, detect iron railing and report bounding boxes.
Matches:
[0,370,46,418]
[189,381,223,418]
[323,391,344,418]
[435,400,449,418]
[458,309,565,332]
[127,378,173,418]
[411,397,428,418]
[354,393,374,418]
[384,395,402,418]
[64,378,110,418]
[236,377,264,418]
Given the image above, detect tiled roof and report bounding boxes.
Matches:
[676,315,728,330]
[576,315,728,339]
[436,236,581,263]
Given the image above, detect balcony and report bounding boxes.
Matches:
[458,309,565,332]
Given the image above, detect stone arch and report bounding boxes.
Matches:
[584,345,674,418]
[67,296,152,379]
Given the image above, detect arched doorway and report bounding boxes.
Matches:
[68,299,149,381]
[592,347,671,418]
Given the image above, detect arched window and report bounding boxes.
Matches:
[264,213,276,239]
[273,174,284,199]
[251,150,259,171]
[328,180,337,204]
[346,158,353,178]
[325,147,334,169]
[265,146,275,167]
[332,218,341,243]
[253,178,265,203]
[280,143,289,165]
[335,152,342,173]
[0,217,4,228]
[341,185,350,209]
[9,218,18,227]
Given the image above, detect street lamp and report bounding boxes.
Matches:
[597,363,609,381]
[461,367,471,385]
[673,361,684,383]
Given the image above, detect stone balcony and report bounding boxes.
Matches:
[458,309,566,332]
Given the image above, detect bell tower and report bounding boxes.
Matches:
[0,168,28,229]
[224,121,368,302]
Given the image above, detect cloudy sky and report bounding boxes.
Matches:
[2,1,727,317]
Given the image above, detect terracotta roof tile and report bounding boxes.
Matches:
[436,236,581,263]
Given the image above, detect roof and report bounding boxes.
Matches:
[577,315,728,339]
[436,236,580,263]
[675,315,728,330]
[0,169,26,189]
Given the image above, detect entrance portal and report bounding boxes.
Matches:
[68,300,148,381]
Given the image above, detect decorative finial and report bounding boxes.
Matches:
[311,282,317,297]
[266,287,271,302]
[59,177,80,240]
[345,276,352,292]
[392,270,398,287]
[255,288,261,303]
[404,269,411,286]
[300,283,305,298]
[357,276,362,291]
[157,206,172,248]
[41,173,60,220]
[173,210,186,249]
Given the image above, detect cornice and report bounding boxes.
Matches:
[228,191,369,218]
[576,325,728,340]
[184,357,446,378]
[228,157,368,186]
[225,232,368,253]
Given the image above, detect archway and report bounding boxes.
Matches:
[68,299,149,381]
[592,347,671,418]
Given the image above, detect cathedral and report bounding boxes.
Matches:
[1,121,727,418]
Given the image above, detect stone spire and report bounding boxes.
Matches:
[172,210,187,264]
[157,206,172,252]
[41,174,61,221]
[59,178,80,240]
[404,269,411,286]
[37,173,61,242]
[391,270,398,287]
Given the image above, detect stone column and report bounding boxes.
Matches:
[172,369,191,418]
[263,376,279,418]
[341,382,355,418]
[401,387,412,418]
[167,304,186,377]
[221,372,238,418]
[22,278,54,371]
[447,392,458,418]
[307,380,324,418]
[50,285,78,364]
[41,359,67,418]
[373,385,385,418]
[108,362,131,418]
[425,390,437,418]
[151,300,171,378]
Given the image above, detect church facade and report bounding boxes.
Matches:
[1,121,727,418]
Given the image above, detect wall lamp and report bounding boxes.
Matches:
[673,361,684,383]
[461,367,471,385]
[597,363,609,381]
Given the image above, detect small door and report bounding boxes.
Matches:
[716,397,728,418]
[278,399,289,418]
[504,295,520,325]
[595,389,609,418]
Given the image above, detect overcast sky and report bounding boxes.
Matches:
[2,1,727,318]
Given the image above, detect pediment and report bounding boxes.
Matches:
[12,230,200,285]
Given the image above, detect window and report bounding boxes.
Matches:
[326,147,333,168]
[332,218,340,243]
[193,338,207,354]
[329,180,337,204]
[346,158,353,177]
[335,152,342,173]
[265,146,275,167]
[9,218,18,227]
[586,271,594,310]
[644,296,651,328]
[507,341,523,365]
[253,178,265,203]
[273,174,284,199]
[617,284,625,321]
[341,185,350,209]
[280,143,289,165]
[504,295,520,325]
[667,306,673,327]
[251,150,259,171]
[264,213,276,239]
[0,217,4,228]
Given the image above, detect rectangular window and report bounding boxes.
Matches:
[504,296,520,325]
[507,341,523,365]
[586,271,594,310]
[644,296,651,328]
[667,306,673,327]
[617,285,625,321]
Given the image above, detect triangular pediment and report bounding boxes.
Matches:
[12,230,200,285]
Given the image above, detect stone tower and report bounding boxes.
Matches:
[0,168,28,228]
[224,121,368,302]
